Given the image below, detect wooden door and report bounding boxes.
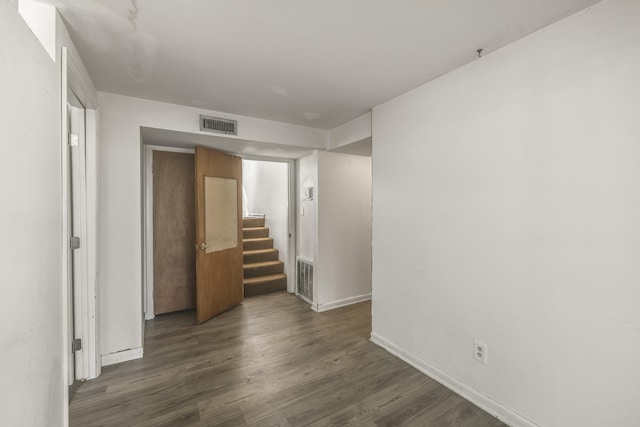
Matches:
[195,146,243,323]
[153,151,196,315]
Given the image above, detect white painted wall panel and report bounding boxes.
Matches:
[0,2,63,424]
[372,1,640,426]
[296,152,317,263]
[328,112,371,150]
[317,152,372,308]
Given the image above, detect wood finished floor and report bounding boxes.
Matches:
[70,292,506,427]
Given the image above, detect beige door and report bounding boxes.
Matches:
[152,151,196,314]
[195,146,243,324]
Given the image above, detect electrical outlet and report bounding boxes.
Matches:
[473,340,488,364]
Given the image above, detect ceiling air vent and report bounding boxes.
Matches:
[199,115,238,135]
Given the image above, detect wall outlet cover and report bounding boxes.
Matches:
[473,340,488,364]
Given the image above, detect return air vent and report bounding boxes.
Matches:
[297,257,313,301]
[199,115,238,135]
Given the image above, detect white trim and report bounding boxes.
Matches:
[101,347,144,367]
[84,107,100,379]
[63,46,101,382]
[143,145,154,321]
[296,293,313,306]
[311,150,320,305]
[60,45,70,425]
[69,90,87,382]
[143,145,195,321]
[145,145,196,154]
[239,154,296,163]
[296,255,313,263]
[370,332,539,427]
[240,155,297,293]
[66,47,98,109]
[315,293,372,312]
[286,159,296,293]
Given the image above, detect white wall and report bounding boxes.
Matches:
[99,93,328,359]
[0,1,63,425]
[371,1,640,426]
[296,152,318,266]
[243,159,289,278]
[317,151,372,310]
[328,112,371,151]
[295,150,373,309]
[18,0,56,60]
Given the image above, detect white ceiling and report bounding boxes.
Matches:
[46,0,600,130]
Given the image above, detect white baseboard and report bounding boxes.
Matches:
[370,332,538,427]
[101,347,143,367]
[295,293,313,306]
[294,293,319,312]
[316,293,371,312]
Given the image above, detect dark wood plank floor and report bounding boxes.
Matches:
[70,292,506,426]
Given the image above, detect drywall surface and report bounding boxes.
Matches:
[100,92,327,149]
[372,1,640,426]
[317,151,372,308]
[98,93,327,358]
[328,112,371,150]
[0,1,63,425]
[98,93,144,360]
[243,159,289,275]
[296,152,317,264]
[18,0,56,60]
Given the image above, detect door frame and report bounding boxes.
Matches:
[240,155,297,294]
[61,45,100,401]
[142,146,297,320]
[142,145,195,321]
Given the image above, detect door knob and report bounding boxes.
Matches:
[197,243,207,250]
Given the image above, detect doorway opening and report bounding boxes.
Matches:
[143,146,296,324]
[62,45,101,414]
[60,46,101,424]
[241,159,291,296]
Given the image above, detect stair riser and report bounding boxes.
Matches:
[244,263,284,279]
[244,277,287,297]
[243,228,269,239]
[243,217,265,228]
[243,250,279,264]
[243,238,273,251]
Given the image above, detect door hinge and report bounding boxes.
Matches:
[68,133,79,147]
[70,236,81,250]
[72,338,82,353]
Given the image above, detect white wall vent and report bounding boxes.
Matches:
[297,257,313,301]
[199,115,238,135]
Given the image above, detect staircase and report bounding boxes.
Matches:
[243,216,287,297]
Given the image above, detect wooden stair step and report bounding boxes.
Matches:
[243,217,265,228]
[244,273,287,297]
[242,227,269,239]
[243,260,284,278]
[243,237,273,251]
[243,248,279,264]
